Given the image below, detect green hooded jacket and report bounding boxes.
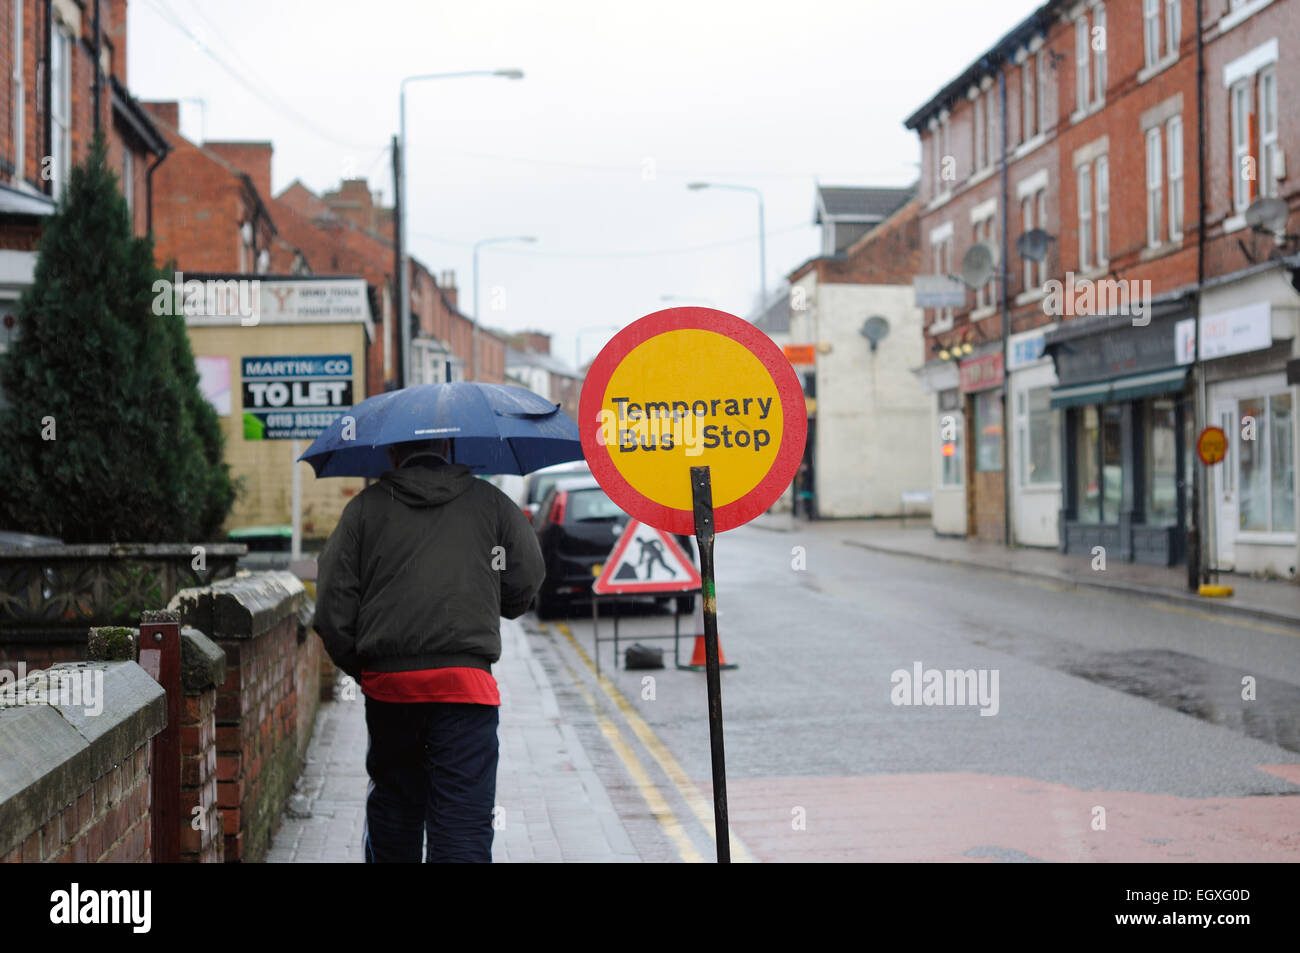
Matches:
[314,459,545,680]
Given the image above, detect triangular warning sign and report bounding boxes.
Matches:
[592,519,702,595]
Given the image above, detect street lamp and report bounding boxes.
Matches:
[397,68,523,387]
[472,235,536,380]
[687,181,766,317]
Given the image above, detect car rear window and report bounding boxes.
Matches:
[565,488,623,522]
[529,469,587,504]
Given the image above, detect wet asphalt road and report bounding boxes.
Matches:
[525,521,1300,861]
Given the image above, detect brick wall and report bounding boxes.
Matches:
[170,571,318,863]
[0,660,166,864]
[178,626,226,863]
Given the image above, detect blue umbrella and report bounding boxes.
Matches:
[298,381,585,478]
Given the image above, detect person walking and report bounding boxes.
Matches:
[314,437,546,863]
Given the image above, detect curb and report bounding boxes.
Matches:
[841,538,1300,630]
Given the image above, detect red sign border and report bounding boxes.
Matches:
[591,518,703,595]
[579,307,808,535]
[1197,425,1227,466]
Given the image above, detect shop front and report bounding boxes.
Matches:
[1195,267,1299,580]
[1008,326,1061,547]
[1044,295,1195,566]
[959,351,1006,542]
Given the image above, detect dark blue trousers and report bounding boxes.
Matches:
[363,697,499,863]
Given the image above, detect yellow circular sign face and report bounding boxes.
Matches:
[599,328,783,511]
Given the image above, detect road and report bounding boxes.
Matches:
[523,520,1300,862]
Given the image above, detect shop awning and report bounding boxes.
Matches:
[1050,367,1188,409]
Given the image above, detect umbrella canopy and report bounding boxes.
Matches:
[298,381,585,478]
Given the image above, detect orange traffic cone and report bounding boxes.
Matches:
[678,599,738,671]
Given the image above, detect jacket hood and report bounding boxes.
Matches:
[379,462,477,508]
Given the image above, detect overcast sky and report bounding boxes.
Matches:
[127,0,1038,370]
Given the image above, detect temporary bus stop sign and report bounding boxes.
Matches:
[1197,425,1227,465]
[579,307,807,536]
[580,307,807,864]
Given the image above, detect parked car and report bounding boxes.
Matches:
[531,476,695,618]
[520,460,590,523]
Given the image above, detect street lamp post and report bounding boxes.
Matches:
[687,182,766,315]
[397,68,523,387]
[472,235,536,380]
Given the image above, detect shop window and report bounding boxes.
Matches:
[1145,398,1178,526]
[1102,403,1123,520]
[1024,387,1060,485]
[974,389,1003,472]
[1076,405,1102,522]
[1239,394,1296,533]
[939,397,964,487]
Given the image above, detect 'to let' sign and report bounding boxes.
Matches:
[579,307,807,535]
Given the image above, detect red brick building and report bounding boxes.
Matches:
[0,0,167,348]
[905,0,1297,580]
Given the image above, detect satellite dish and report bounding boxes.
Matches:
[860,316,890,352]
[1245,197,1290,239]
[960,240,999,289]
[1017,228,1051,263]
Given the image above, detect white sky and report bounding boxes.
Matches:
[127,0,1039,369]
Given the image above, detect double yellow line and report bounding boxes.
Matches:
[543,621,755,863]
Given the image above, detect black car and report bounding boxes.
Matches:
[531,476,695,618]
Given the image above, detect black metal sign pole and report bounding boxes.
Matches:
[691,465,730,863]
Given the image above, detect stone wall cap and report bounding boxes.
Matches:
[0,661,165,857]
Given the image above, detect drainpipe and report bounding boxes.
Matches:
[92,0,101,136]
[42,0,51,196]
[146,147,169,236]
[999,67,1012,547]
[1188,0,1207,590]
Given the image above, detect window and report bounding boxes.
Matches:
[1020,387,1061,485]
[933,114,952,197]
[1076,405,1102,522]
[1078,163,1092,270]
[1144,0,1161,68]
[931,231,954,330]
[1095,156,1109,265]
[1166,0,1180,60]
[986,87,999,165]
[50,24,71,199]
[1146,398,1179,526]
[972,214,995,310]
[1036,49,1048,134]
[974,94,986,172]
[1231,79,1255,212]
[1075,403,1123,523]
[1022,58,1036,142]
[1167,115,1184,240]
[974,389,1003,472]
[1093,5,1107,103]
[1259,68,1278,198]
[1075,17,1090,112]
[1146,126,1164,247]
[1238,393,1295,533]
[1021,185,1048,291]
[939,395,964,487]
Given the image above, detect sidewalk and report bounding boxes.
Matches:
[752,513,1299,627]
[266,617,640,862]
